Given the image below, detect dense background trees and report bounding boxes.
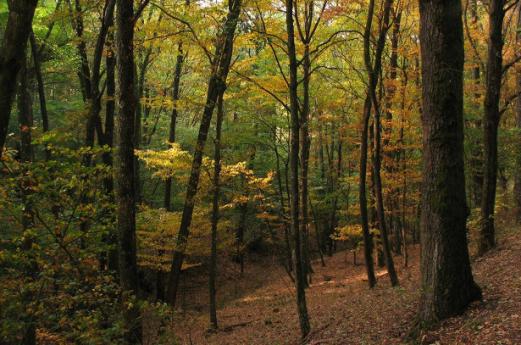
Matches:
[1,0,520,343]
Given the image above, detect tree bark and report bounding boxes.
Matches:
[0,0,38,158]
[418,0,482,324]
[166,0,241,307]
[29,32,51,160]
[18,58,34,163]
[209,91,224,330]
[115,0,142,342]
[164,44,184,210]
[84,0,116,166]
[479,0,505,255]
[285,0,311,338]
[514,3,521,223]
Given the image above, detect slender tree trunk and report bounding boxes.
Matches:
[285,0,311,337]
[166,0,241,307]
[29,32,51,160]
[360,96,377,287]
[18,54,37,345]
[274,141,295,276]
[84,0,116,167]
[372,101,399,286]
[418,0,482,324]
[115,0,142,342]
[132,63,144,204]
[469,0,483,209]
[514,3,521,223]
[164,45,184,210]
[105,28,118,273]
[300,43,312,286]
[70,0,92,102]
[479,0,505,255]
[0,0,38,158]
[209,91,224,330]
[18,59,34,163]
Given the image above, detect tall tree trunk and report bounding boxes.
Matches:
[18,59,34,163]
[418,0,482,324]
[105,28,118,273]
[29,32,51,160]
[359,96,377,287]
[514,3,521,223]
[469,0,483,208]
[285,0,311,338]
[479,0,505,255]
[0,0,38,158]
[69,0,92,102]
[115,0,142,342]
[84,0,116,167]
[274,140,295,276]
[209,92,224,329]
[18,52,37,345]
[166,0,241,307]
[300,43,312,286]
[164,44,184,210]
[360,0,395,288]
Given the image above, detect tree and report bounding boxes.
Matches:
[209,92,224,329]
[479,0,506,254]
[0,0,38,158]
[285,0,311,337]
[514,3,521,223]
[166,0,242,307]
[418,0,482,324]
[115,0,142,342]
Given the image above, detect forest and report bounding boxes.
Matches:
[1,0,521,344]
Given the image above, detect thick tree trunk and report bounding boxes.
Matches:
[166,0,241,307]
[418,0,482,324]
[0,0,38,158]
[479,0,505,255]
[115,0,142,342]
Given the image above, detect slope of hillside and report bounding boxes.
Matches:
[166,229,521,345]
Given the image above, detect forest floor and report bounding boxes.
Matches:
[164,226,521,345]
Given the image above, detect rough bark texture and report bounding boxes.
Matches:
[0,0,38,158]
[286,0,311,338]
[166,0,241,307]
[115,0,142,342]
[479,0,505,255]
[418,0,482,325]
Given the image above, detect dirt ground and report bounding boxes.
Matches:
[166,227,521,345]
